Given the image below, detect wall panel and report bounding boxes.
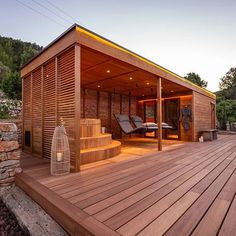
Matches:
[23,75,31,150]
[58,47,76,169]
[43,60,56,159]
[32,68,42,154]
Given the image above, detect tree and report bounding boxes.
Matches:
[2,71,22,100]
[216,99,236,129]
[219,67,236,99]
[184,72,208,88]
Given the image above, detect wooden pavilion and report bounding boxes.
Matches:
[21,24,216,172]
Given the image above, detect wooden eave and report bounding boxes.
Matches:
[21,24,215,99]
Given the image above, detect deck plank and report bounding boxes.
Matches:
[16,135,236,236]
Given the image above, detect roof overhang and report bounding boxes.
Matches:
[21,24,215,99]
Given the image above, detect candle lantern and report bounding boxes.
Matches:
[51,118,70,175]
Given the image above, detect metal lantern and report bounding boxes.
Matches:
[51,119,70,175]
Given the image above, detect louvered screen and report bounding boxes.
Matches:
[32,68,42,154]
[57,47,76,169]
[23,75,31,149]
[43,60,56,159]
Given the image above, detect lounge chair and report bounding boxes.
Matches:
[130,115,173,130]
[114,114,148,134]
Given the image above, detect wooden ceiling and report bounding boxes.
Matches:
[81,46,191,98]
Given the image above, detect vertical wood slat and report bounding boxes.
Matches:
[97,91,100,118]
[30,73,33,153]
[41,66,44,156]
[157,77,162,151]
[22,75,31,151]
[32,68,42,155]
[192,91,196,141]
[43,59,56,159]
[22,78,25,148]
[108,93,112,133]
[57,47,76,170]
[75,44,81,171]
[55,57,58,125]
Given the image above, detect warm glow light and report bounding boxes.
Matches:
[106,70,110,73]
[76,26,215,99]
[97,85,101,88]
[146,82,150,85]
[171,90,174,92]
[142,94,145,96]
[129,77,133,80]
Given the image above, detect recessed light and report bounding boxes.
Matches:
[146,82,150,85]
[129,77,133,80]
[97,85,101,88]
[106,70,110,73]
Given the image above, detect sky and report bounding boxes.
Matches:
[1,0,236,92]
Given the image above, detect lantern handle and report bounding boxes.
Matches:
[59,117,65,126]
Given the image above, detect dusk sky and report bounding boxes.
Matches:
[1,0,236,92]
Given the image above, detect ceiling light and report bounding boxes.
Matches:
[129,77,133,80]
[146,82,150,85]
[142,94,145,96]
[171,90,174,93]
[97,85,101,88]
[106,70,110,73]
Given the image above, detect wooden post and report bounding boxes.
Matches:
[192,91,195,141]
[97,91,100,118]
[30,72,33,153]
[22,78,25,149]
[157,77,162,151]
[74,44,81,171]
[55,57,58,125]
[41,66,44,156]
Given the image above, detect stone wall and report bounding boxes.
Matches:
[0,123,22,187]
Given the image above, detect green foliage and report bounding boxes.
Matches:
[216,68,236,129]
[0,103,10,119]
[216,99,236,129]
[2,71,22,99]
[0,35,42,99]
[184,72,208,88]
[219,67,236,99]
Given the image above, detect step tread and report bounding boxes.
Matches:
[80,140,121,153]
[80,133,111,140]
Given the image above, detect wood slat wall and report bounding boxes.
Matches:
[32,68,42,154]
[43,59,56,159]
[194,92,216,141]
[57,47,76,169]
[23,75,31,151]
[179,96,193,141]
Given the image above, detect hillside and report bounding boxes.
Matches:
[0,35,42,99]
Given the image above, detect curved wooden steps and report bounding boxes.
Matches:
[80,134,112,149]
[80,140,121,165]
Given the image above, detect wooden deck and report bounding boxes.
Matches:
[16,135,236,235]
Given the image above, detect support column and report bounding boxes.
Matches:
[74,44,81,171]
[192,91,196,141]
[157,77,162,151]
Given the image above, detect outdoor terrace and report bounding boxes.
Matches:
[16,135,236,235]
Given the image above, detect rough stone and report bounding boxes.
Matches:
[7,149,21,160]
[0,131,18,141]
[0,152,7,162]
[0,160,19,168]
[0,172,9,180]
[0,123,21,187]
[0,177,15,186]
[1,186,68,236]
[0,123,17,132]
[0,141,19,152]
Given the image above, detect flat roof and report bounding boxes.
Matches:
[21,24,215,99]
